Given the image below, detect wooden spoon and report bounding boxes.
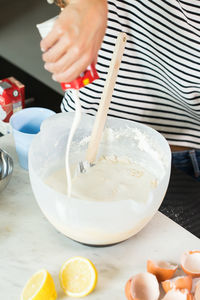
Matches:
[80,32,127,172]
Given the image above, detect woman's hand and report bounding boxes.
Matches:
[40,0,107,83]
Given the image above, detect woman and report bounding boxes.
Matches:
[41,0,200,180]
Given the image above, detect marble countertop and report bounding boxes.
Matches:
[0,134,200,300]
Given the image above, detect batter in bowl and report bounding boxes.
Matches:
[45,153,158,204]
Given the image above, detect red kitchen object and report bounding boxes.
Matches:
[0,77,25,122]
[60,63,99,90]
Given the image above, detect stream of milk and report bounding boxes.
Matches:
[36,17,82,197]
[65,89,81,197]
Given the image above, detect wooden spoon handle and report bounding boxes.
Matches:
[86,32,127,163]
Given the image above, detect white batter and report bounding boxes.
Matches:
[45,109,161,203]
[45,155,158,203]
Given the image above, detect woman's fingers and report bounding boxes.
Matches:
[44,31,99,76]
[42,34,71,63]
[44,40,87,73]
[40,6,79,52]
[41,0,108,80]
[40,23,62,52]
[52,53,93,82]
[46,36,101,82]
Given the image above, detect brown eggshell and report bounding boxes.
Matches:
[125,278,134,300]
[130,272,160,300]
[181,250,200,277]
[161,289,193,300]
[162,275,192,293]
[194,279,200,300]
[147,260,178,282]
[191,277,200,294]
[187,293,194,300]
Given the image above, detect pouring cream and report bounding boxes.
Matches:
[65,89,81,197]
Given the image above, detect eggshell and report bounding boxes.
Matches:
[188,293,194,300]
[162,275,192,293]
[194,279,200,300]
[125,278,134,300]
[130,272,160,300]
[181,251,200,277]
[162,289,193,300]
[191,277,200,294]
[147,260,178,282]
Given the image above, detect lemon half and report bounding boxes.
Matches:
[59,256,98,297]
[20,269,57,300]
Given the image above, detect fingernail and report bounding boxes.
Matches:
[52,75,57,81]
[44,63,48,70]
[41,47,45,52]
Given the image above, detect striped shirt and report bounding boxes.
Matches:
[61,0,200,149]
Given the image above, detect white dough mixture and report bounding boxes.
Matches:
[45,155,158,203]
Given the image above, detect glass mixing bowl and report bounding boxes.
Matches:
[29,113,171,246]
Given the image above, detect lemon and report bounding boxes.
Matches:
[59,256,98,297]
[20,269,57,300]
